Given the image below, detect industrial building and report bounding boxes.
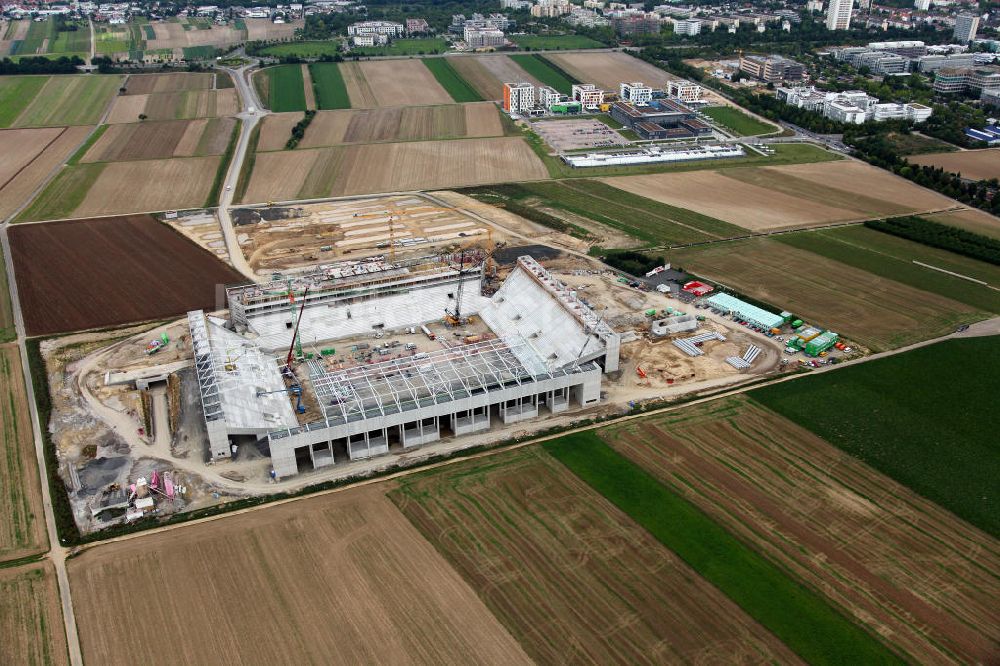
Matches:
[776,85,932,124]
[703,293,784,330]
[563,143,744,167]
[738,54,805,83]
[191,255,621,478]
[610,99,711,139]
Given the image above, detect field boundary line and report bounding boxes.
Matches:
[0,127,67,191]
[912,260,991,286]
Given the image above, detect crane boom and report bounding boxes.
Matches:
[286,286,310,369]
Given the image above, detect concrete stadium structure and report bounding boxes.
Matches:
[190,255,621,478]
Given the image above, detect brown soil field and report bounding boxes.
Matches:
[547,51,674,91]
[105,89,238,124]
[449,56,506,100]
[244,17,301,41]
[122,72,215,95]
[285,103,502,149]
[9,214,245,335]
[243,137,549,202]
[605,160,956,231]
[69,486,531,665]
[301,63,316,110]
[0,562,67,665]
[392,447,803,664]
[602,397,1000,665]
[669,238,978,351]
[70,156,220,217]
[0,125,92,221]
[469,55,543,99]
[355,60,453,107]
[340,62,377,108]
[0,344,47,561]
[909,148,1000,181]
[922,207,1000,240]
[0,127,63,185]
[82,118,234,162]
[146,21,244,49]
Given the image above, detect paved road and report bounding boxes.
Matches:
[88,19,95,65]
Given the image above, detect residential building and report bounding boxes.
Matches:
[406,18,429,34]
[500,0,532,8]
[826,0,852,30]
[672,17,701,35]
[739,54,805,83]
[531,0,572,17]
[981,88,1000,108]
[933,66,1000,94]
[777,85,931,123]
[503,82,535,114]
[620,81,653,104]
[954,14,979,44]
[806,0,823,11]
[347,21,404,38]
[571,83,605,108]
[565,8,610,27]
[465,27,506,48]
[610,14,661,36]
[352,33,388,46]
[914,0,930,10]
[667,79,703,103]
[538,86,564,109]
[868,40,926,58]
[915,52,977,72]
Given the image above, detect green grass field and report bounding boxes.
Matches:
[510,34,604,50]
[751,336,1000,537]
[702,105,776,136]
[351,37,448,56]
[0,76,47,127]
[13,18,53,55]
[465,179,743,247]
[309,63,350,110]
[259,40,340,58]
[48,24,91,54]
[15,163,104,222]
[888,131,957,156]
[0,247,14,342]
[778,226,1000,314]
[182,45,218,60]
[13,75,121,127]
[509,54,577,94]
[545,432,903,665]
[422,58,482,103]
[265,64,307,113]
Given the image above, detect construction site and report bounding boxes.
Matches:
[42,195,819,533]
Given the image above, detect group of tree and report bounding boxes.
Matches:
[866,216,1000,265]
[285,110,317,149]
[0,55,85,75]
[602,250,665,277]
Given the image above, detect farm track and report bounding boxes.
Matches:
[601,397,1000,664]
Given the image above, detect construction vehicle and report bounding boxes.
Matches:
[636,366,647,379]
[145,333,170,355]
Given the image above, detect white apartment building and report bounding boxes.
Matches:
[778,86,931,124]
[673,18,701,35]
[620,81,653,105]
[914,0,930,10]
[531,0,572,17]
[503,82,535,114]
[871,102,933,122]
[538,86,564,109]
[572,83,605,108]
[667,79,703,103]
[347,21,404,37]
[954,14,979,44]
[464,26,506,47]
[352,33,389,46]
[826,0,852,30]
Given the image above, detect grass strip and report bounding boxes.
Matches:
[509,54,576,94]
[15,163,104,222]
[308,62,350,110]
[701,105,776,136]
[422,58,482,103]
[204,118,241,207]
[544,431,904,666]
[66,125,107,166]
[233,122,260,203]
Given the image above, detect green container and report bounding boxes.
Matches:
[320,348,336,356]
[645,309,657,316]
[791,319,804,328]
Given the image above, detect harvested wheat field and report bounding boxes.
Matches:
[289,103,502,149]
[244,137,548,202]
[256,111,304,151]
[145,20,244,49]
[0,127,64,184]
[0,126,91,221]
[122,72,215,95]
[0,562,67,665]
[909,148,1000,181]
[0,344,47,561]
[605,161,955,231]
[82,118,235,162]
[244,17,301,40]
[105,89,238,123]
[670,238,979,350]
[468,55,544,99]
[339,62,377,107]
[922,207,1000,240]
[352,60,453,107]
[72,156,220,216]
[547,51,674,91]
[602,396,1000,665]
[69,487,531,666]
[392,447,803,664]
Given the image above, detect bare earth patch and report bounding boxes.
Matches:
[546,51,675,91]
[908,148,1000,181]
[355,60,453,107]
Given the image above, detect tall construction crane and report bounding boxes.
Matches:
[285,286,310,370]
[444,248,467,326]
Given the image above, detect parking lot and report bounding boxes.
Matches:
[531,118,630,151]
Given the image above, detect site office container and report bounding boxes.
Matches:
[805,332,839,356]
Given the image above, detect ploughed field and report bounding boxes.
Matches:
[599,397,1000,665]
[68,487,531,665]
[8,214,245,335]
[80,117,236,162]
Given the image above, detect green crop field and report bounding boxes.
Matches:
[701,105,776,136]
[49,24,91,54]
[14,75,121,127]
[264,64,307,112]
[0,76,47,127]
[751,336,1000,537]
[259,40,340,58]
[422,58,482,103]
[0,248,13,342]
[351,37,447,56]
[14,18,53,54]
[779,226,1000,314]
[545,432,903,665]
[886,131,957,155]
[509,54,577,94]
[182,45,218,60]
[463,179,743,246]
[309,63,350,109]
[16,163,105,222]
[511,34,604,50]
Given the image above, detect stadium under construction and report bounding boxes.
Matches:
[189,254,621,478]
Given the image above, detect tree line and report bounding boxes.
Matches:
[285,110,317,149]
[0,55,85,75]
[866,216,1000,266]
